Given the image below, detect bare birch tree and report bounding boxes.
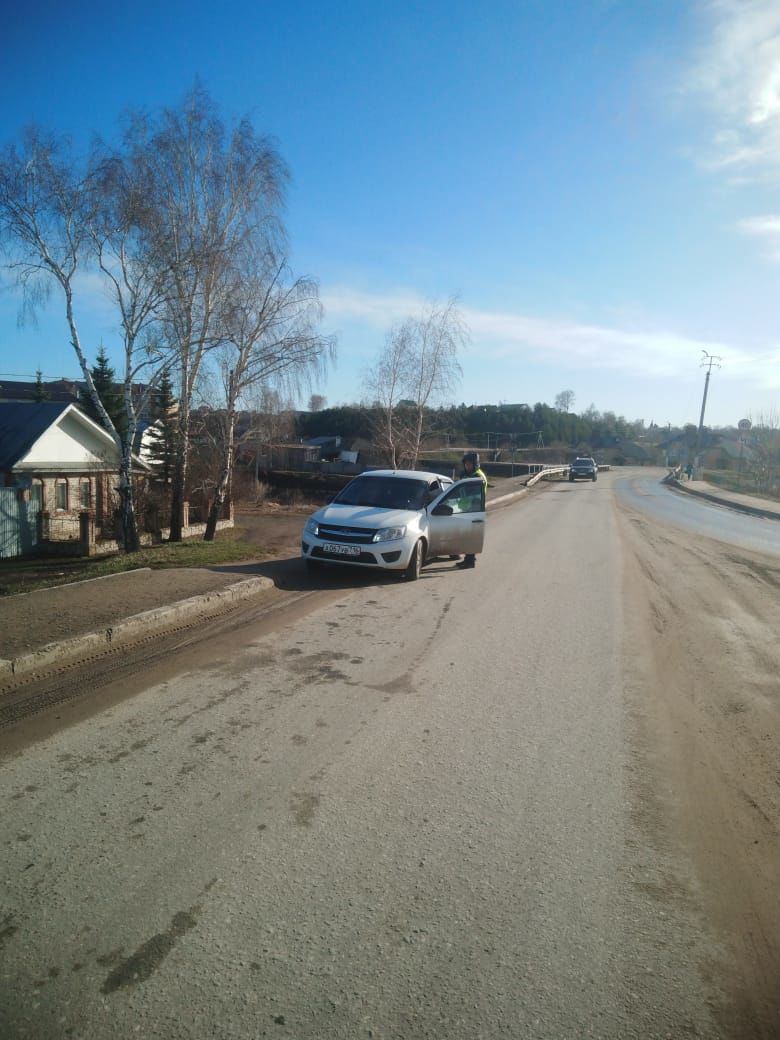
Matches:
[0,128,149,549]
[555,389,576,413]
[1,91,325,548]
[363,322,414,468]
[363,298,467,468]
[404,298,466,467]
[202,247,334,540]
[88,148,173,549]
[123,87,289,541]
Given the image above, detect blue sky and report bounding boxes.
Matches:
[1,0,779,427]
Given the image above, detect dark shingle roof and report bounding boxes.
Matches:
[0,379,83,403]
[0,401,71,470]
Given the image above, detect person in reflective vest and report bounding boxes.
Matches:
[455,451,487,569]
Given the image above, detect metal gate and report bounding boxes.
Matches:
[0,487,41,559]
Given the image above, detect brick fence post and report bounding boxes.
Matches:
[79,510,95,556]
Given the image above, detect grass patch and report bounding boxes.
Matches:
[0,530,265,597]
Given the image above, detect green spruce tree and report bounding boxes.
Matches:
[33,368,49,402]
[84,346,126,436]
[145,369,179,487]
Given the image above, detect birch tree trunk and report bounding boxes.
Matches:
[203,405,235,541]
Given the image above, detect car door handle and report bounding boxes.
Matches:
[471,519,484,524]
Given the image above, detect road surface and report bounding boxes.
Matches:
[1,469,778,1039]
[616,471,780,556]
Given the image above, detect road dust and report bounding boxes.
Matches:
[617,499,780,1039]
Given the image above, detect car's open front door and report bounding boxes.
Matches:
[427,478,486,556]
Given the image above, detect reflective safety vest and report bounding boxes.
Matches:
[458,467,487,510]
[460,466,487,487]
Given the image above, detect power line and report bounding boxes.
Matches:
[0,371,81,380]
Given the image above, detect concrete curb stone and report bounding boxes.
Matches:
[7,576,273,680]
[668,479,780,522]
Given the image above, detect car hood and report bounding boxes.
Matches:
[314,503,420,528]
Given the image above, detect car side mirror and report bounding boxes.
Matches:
[432,503,453,516]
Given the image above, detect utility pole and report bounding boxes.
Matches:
[696,351,722,475]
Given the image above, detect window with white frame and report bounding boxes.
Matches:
[55,480,68,511]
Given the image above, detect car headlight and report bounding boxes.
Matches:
[372,525,406,543]
[305,518,319,537]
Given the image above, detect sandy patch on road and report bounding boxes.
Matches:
[617,499,780,1038]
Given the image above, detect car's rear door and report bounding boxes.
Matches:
[427,478,486,556]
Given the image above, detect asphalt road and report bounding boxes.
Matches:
[616,471,780,556]
[1,470,777,1039]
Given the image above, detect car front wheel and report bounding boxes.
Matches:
[403,539,424,581]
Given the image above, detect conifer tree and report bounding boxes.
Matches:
[84,346,126,435]
[145,368,178,487]
[33,369,49,402]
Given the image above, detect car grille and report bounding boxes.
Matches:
[316,523,378,544]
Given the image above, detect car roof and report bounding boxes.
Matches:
[361,469,452,482]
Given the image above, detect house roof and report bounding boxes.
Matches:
[0,401,150,472]
[0,378,83,404]
[0,401,72,470]
[306,436,342,447]
[0,378,156,421]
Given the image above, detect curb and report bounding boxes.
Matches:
[2,576,274,682]
[668,480,780,522]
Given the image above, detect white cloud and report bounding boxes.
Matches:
[687,0,780,174]
[321,285,426,328]
[736,213,780,259]
[321,285,780,387]
[736,214,780,235]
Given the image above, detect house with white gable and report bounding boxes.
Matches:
[0,401,149,557]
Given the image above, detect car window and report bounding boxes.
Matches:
[425,480,442,504]
[334,476,427,510]
[439,479,485,514]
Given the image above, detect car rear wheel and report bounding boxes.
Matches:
[403,539,424,581]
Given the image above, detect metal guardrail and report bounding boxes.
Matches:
[526,465,569,487]
[527,464,609,486]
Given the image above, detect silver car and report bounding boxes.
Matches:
[301,469,487,580]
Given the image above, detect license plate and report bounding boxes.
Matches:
[322,543,361,556]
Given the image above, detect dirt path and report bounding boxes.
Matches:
[617,496,780,1038]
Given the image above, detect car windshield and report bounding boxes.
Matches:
[333,476,427,510]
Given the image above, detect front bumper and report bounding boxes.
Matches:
[301,539,407,569]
